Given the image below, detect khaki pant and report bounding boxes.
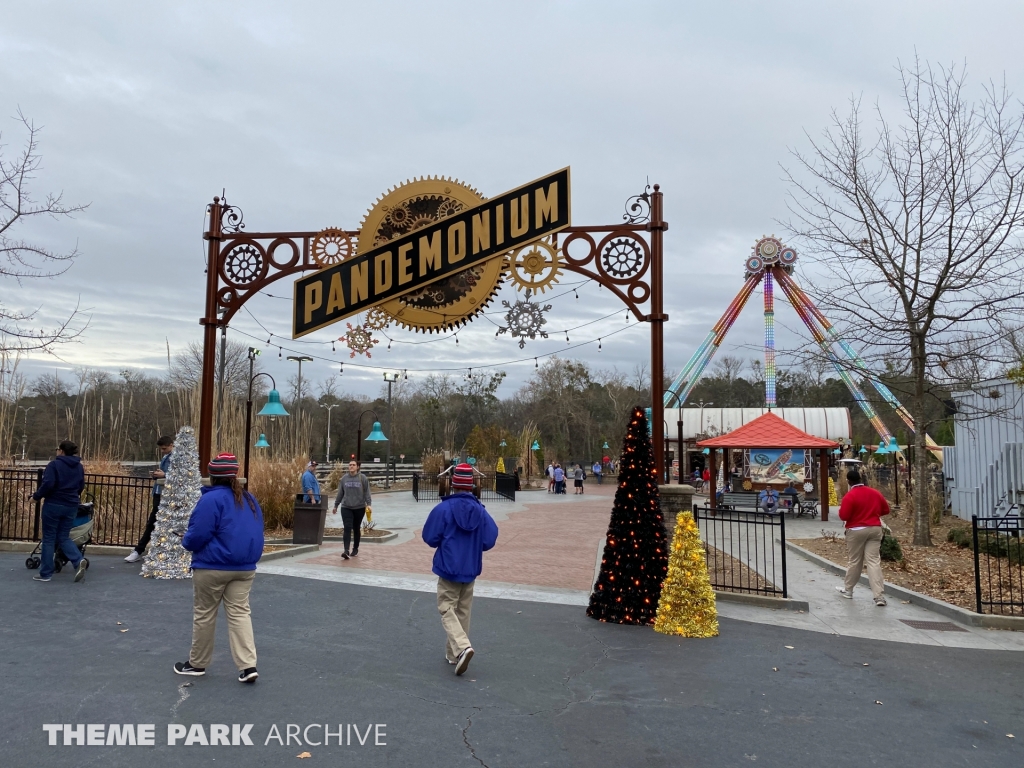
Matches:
[190,569,257,670]
[437,577,474,661]
[844,527,884,598]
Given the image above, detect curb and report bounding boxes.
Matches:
[714,590,809,612]
[260,544,320,562]
[786,542,1024,631]
[0,541,133,556]
[266,533,399,545]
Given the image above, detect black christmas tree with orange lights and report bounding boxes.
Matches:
[587,406,668,625]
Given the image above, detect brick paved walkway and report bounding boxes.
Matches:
[301,484,617,590]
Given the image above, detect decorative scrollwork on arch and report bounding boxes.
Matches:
[221,204,245,234]
[623,184,651,224]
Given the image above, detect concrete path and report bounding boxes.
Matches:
[290,485,1024,650]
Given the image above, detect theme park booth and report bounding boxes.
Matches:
[666,406,850,478]
[697,411,839,521]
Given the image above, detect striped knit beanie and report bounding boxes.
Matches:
[209,452,239,477]
[451,463,475,490]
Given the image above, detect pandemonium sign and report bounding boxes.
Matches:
[292,168,571,337]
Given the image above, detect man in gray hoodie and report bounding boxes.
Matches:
[333,459,371,559]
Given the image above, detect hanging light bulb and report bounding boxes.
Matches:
[565,331,570,343]
[332,341,336,352]
[598,338,603,351]
[403,369,408,380]
[455,334,459,346]
[535,357,538,369]
[468,368,472,379]
[339,362,344,375]
[387,339,392,350]
[574,288,579,300]
[278,347,282,359]
[266,336,271,346]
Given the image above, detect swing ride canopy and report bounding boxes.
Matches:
[695,411,839,449]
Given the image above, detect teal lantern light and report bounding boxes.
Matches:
[876,441,889,455]
[702,447,710,455]
[858,445,868,455]
[887,437,899,453]
[258,389,290,418]
[254,433,270,448]
[602,440,610,450]
[365,421,388,442]
[499,439,507,448]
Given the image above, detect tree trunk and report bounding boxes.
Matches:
[910,332,932,546]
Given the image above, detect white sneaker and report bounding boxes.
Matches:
[835,586,854,599]
[455,647,474,676]
[124,551,141,563]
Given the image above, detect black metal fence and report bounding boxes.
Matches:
[0,470,154,547]
[412,472,515,503]
[693,506,787,598]
[973,515,1024,615]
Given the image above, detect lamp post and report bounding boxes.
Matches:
[383,373,399,488]
[355,409,388,464]
[18,406,35,462]
[529,439,540,481]
[286,355,313,453]
[244,347,290,482]
[320,402,339,463]
[666,391,685,484]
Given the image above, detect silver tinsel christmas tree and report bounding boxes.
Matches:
[141,426,202,579]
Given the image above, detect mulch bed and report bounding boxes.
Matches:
[705,545,779,595]
[792,510,1023,614]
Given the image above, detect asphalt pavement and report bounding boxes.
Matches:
[2,552,1022,768]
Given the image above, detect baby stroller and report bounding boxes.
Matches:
[24,498,94,573]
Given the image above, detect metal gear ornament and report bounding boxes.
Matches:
[496,290,552,349]
[600,237,644,279]
[509,240,562,293]
[311,228,354,268]
[357,177,507,333]
[339,323,378,358]
[363,307,391,331]
[223,244,264,285]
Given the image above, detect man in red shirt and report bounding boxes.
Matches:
[835,469,890,606]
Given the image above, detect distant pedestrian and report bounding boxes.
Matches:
[126,435,174,563]
[573,464,585,494]
[333,459,371,559]
[31,440,87,583]
[758,486,780,514]
[175,453,264,683]
[546,462,555,493]
[422,463,498,676]
[702,467,710,488]
[835,469,890,606]
[692,469,702,490]
[592,460,602,485]
[553,463,565,494]
[301,460,321,503]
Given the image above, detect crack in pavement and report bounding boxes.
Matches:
[170,681,193,719]
[523,620,612,717]
[462,707,488,768]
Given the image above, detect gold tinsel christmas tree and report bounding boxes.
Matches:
[496,456,506,474]
[828,476,838,507]
[654,510,719,638]
[141,426,201,579]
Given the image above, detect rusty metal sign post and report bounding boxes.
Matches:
[198,172,667,479]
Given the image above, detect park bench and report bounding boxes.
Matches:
[704,490,820,518]
[711,492,762,512]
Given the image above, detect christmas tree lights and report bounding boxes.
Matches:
[654,511,719,638]
[141,426,202,580]
[587,407,668,625]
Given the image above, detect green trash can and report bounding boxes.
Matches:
[292,494,328,545]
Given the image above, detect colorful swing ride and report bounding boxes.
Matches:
[664,236,942,458]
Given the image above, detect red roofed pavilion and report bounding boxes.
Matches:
[697,411,839,519]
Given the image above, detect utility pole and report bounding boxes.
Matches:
[18,406,35,462]
[320,402,339,463]
[383,373,399,488]
[286,356,313,456]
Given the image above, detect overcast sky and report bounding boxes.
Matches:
[3,1,1022,400]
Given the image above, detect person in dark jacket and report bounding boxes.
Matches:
[32,440,87,583]
[126,435,174,563]
[422,463,498,676]
[175,453,265,684]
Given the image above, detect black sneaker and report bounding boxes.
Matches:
[173,662,206,676]
[350,549,359,557]
[238,668,259,684]
[341,551,350,560]
[455,647,474,676]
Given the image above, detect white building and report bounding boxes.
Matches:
[944,378,1024,520]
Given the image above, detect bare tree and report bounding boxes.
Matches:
[169,340,263,398]
[712,355,745,383]
[0,110,87,353]
[785,58,1024,545]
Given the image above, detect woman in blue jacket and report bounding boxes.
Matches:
[31,440,87,583]
[175,453,264,684]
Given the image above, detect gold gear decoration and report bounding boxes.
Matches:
[509,239,562,293]
[357,177,507,333]
[364,307,391,331]
[311,228,354,268]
